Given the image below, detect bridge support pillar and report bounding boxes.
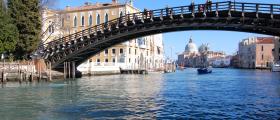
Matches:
[72,62,76,79]
[63,61,81,79]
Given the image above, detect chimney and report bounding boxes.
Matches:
[65,5,70,10]
[112,0,118,4]
[85,2,92,6]
[129,0,133,6]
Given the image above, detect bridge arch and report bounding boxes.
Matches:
[38,1,280,69]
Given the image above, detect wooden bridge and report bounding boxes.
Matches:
[35,1,280,70]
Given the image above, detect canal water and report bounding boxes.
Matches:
[0,68,279,119]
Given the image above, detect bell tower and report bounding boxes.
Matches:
[112,0,118,4]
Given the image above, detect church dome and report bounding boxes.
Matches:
[199,43,210,53]
[185,37,198,53]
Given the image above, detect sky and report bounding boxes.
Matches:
[55,0,280,59]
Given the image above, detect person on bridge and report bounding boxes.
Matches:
[144,8,149,19]
[205,0,212,12]
[189,1,195,13]
[165,5,172,16]
[198,4,204,13]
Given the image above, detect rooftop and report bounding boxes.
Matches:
[256,37,274,44]
[65,2,122,11]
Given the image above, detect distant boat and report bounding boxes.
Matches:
[197,66,212,74]
[271,63,280,72]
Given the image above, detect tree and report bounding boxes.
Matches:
[8,0,42,59]
[0,0,18,54]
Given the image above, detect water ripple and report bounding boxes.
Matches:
[0,69,279,119]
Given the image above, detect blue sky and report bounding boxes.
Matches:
[56,0,280,59]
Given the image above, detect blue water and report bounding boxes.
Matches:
[0,68,279,119]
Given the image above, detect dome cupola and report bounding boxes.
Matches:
[185,37,198,53]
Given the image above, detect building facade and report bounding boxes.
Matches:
[238,37,274,69]
[208,56,232,68]
[42,0,165,74]
[177,37,199,67]
[177,37,226,68]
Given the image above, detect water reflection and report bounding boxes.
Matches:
[0,69,279,119]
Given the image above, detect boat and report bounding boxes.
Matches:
[271,62,280,72]
[197,66,212,74]
[197,51,212,74]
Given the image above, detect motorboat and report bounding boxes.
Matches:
[271,62,280,72]
[197,66,212,74]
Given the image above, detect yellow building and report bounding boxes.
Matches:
[42,0,165,75]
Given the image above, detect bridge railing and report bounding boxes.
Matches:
[233,2,280,14]
[41,1,280,57]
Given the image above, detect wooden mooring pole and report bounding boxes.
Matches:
[68,62,71,79]
[18,61,22,84]
[64,62,66,80]
[72,61,76,79]
[48,62,52,81]
[2,58,6,84]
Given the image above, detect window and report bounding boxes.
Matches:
[105,59,109,63]
[52,25,54,33]
[105,13,109,23]
[97,14,100,25]
[89,15,93,26]
[81,16,85,26]
[74,16,77,27]
[120,48,123,54]
[89,59,92,62]
[113,58,116,63]
[97,59,100,62]
[129,48,131,54]
[129,58,131,63]
[147,51,148,56]
[261,45,264,51]
[262,54,264,60]
[48,24,52,33]
[105,49,108,54]
[112,49,116,54]
[135,49,137,55]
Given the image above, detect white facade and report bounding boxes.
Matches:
[77,34,165,75]
[208,56,232,67]
[41,8,64,43]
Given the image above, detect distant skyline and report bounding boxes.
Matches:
[55,0,280,59]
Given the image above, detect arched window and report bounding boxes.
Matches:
[81,16,85,26]
[48,21,52,33]
[89,15,92,26]
[97,14,100,25]
[51,25,55,33]
[74,16,77,27]
[105,13,109,23]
